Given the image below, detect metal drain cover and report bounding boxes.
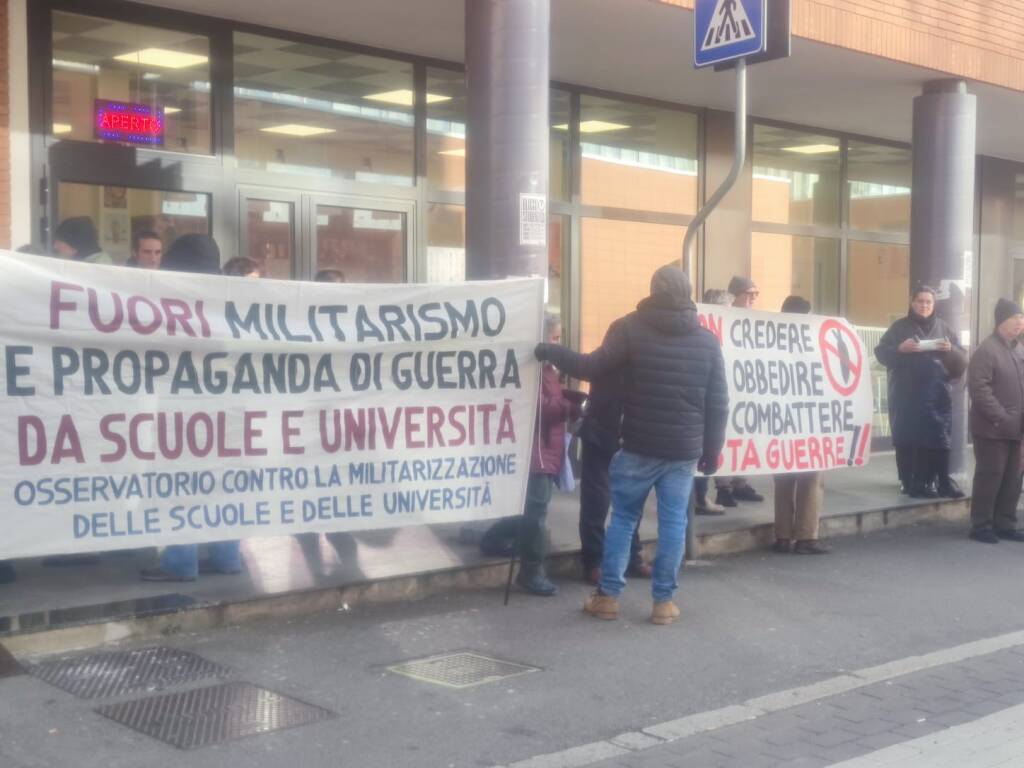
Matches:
[28,646,230,699]
[388,651,539,689]
[95,681,335,749]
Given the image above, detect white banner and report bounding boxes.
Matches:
[0,252,543,558]
[697,303,874,477]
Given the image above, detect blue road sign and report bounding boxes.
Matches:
[694,0,766,68]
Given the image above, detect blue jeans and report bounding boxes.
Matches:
[160,541,241,579]
[599,450,696,602]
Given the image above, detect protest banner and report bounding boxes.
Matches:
[697,303,873,477]
[0,252,544,558]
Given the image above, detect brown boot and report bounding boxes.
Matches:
[651,600,680,625]
[583,590,619,620]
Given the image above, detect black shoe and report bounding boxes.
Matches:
[908,483,939,499]
[516,569,558,596]
[995,529,1024,542]
[772,539,791,554]
[793,539,833,555]
[969,529,1000,544]
[715,487,738,508]
[0,563,15,584]
[732,485,765,503]
[937,478,965,499]
[198,559,241,575]
[140,567,197,582]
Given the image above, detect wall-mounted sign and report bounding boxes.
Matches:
[94,100,164,146]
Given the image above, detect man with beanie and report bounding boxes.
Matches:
[535,265,728,625]
[967,298,1024,543]
[713,276,766,507]
[52,216,113,265]
[142,234,240,581]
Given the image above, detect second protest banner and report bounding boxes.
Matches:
[697,303,873,477]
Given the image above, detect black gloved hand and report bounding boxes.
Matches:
[534,343,557,362]
[697,454,720,476]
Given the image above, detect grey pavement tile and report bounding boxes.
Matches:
[804,727,862,748]
[892,720,945,739]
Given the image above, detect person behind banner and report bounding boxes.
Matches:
[223,257,262,278]
[536,266,728,625]
[710,276,766,508]
[141,234,241,582]
[694,289,733,516]
[315,268,346,283]
[126,229,163,269]
[772,296,831,555]
[967,299,1024,544]
[874,285,960,496]
[52,216,114,266]
[576,367,652,586]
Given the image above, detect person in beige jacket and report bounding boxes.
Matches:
[967,298,1024,543]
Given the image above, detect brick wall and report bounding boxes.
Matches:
[0,0,9,249]
[654,0,1024,91]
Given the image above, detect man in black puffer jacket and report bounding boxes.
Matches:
[536,265,728,625]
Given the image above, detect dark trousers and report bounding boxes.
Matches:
[895,444,915,487]
[913,448,951,488]
[519,473,554,571]
[578,440,643,570]
[970,438,1022,532]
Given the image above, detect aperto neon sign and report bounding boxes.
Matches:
[94,100,164,146]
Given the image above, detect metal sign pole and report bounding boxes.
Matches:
[683,57,747,561]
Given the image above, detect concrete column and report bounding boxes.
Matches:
[465,0,550,280]
[910,79,977,475]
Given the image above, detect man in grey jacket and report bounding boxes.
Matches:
[967,298,1024,543]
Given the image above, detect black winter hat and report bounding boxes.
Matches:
[53,216,101,258]
[649,265,692,307]
[994,297,1024,328]
[161,234,222,275]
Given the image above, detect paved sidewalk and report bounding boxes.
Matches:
[828,701,1024,767]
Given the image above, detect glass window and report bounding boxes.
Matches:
[244,199,294,279]
[752,125,840,227]
[57,182,209,265]
[846,241,910,329]
[51,12,211,153]
[314,205,405,282]
[550,89,572,202]
[426,203,466,282]
[234,33,414,184]
[426,69,466,193]
[847,141,911,234]
[579,96,698,215]
[750,233,839,313]
[580,218,685,352]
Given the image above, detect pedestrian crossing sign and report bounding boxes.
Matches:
[694,0,766,68]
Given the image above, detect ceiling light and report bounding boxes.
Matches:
[364,89,450,106]
[259,123,336,137]
[163,106,181,115]
[781,144,839,155]
[142,72,162,81]
[553,120,630,134]
[114,48,208,69]
[52,123,73,135]
[52,58,100,74]
[438,148,465,157]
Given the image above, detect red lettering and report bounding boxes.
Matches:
[159,298,195,337]
[127,296,162,334]
[282,411,304,455]
[725,438,743,473]
[740,440,761,471]
[52,415,84,464]
[807,437,823,469]
[378,408,401,449]
[187,413,214,457]
[99,414,127,462]
[698,312,724,345]
[50,281,83,329]
[426,406,446,447]
[405,406,424,449]
[18,416,46,465]
[794,440,808,471]
[243,411,267,456]
[87,288,124,333]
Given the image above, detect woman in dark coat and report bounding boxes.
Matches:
[874,285,962,497]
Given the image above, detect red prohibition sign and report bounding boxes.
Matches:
[818,320,863,397]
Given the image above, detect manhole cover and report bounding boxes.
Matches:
[388,651,539,689]
[28,646,230,699]
[95,681,335,749]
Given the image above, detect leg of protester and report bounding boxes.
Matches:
[516,473,558,596]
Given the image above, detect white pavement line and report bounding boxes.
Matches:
[825,702,1024,767]
[503,741,630,768]
[494,627,1024,768]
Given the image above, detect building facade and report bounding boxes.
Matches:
[6,0,1024,445]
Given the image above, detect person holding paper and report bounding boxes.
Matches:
[874,285,960,497]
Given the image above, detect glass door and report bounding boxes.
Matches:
[307,195,413,283]
[238,188,302,279]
